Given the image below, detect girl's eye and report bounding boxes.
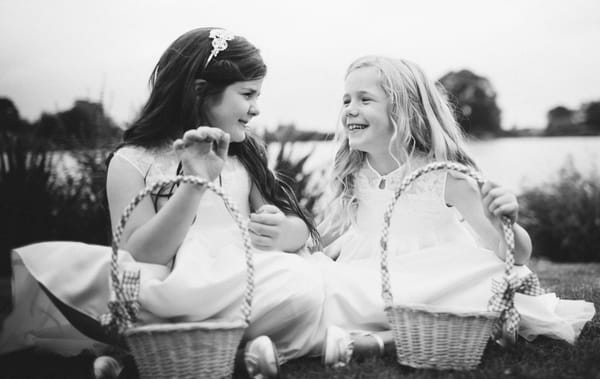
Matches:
[342,99,350,106]
[362,98,371,103]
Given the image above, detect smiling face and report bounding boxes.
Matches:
[202,78,263,142]
[342,66,395,156]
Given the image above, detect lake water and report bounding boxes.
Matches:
[268,136,600,193]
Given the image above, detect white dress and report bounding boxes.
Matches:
[1,145,325,360]
[311,160,595,343]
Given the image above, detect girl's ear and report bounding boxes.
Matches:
[195,79,209,122]
[194,79,208,97]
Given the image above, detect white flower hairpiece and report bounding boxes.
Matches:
[204,29,235,68]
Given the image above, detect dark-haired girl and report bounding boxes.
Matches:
[2,28,324,378]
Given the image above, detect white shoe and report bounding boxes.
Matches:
[244,335,280,379]
[322,326,354,368]
[93,355,122,379]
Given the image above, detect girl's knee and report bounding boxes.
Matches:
[286,261,324,304]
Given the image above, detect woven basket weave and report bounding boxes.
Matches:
[379,162,516,370]
[107,176,254,379]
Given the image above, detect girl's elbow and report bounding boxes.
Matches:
[515,227,533,265]
[514,249,531,266]
[124,240,175,266]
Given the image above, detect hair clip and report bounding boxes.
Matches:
[204,29,235,68]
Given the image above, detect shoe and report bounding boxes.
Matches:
[244,335,280,379]
[93,355,123,379]
[322,325,354,368]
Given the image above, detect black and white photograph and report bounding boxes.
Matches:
[1,1,598,378]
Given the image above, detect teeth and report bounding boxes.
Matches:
[347,124,367,130]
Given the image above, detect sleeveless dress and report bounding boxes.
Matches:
[310,159,595,343]
[1,145,325,361]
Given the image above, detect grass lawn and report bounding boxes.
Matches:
[1,259,599,378]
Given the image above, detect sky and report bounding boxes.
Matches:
[1,0,599,132]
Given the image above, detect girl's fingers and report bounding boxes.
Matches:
[250,212,284,226]
[481,181,499,197]
[249,230,274,249]
[173,139,184,152]
[492,203,518,220]
[482,187,504,205]
[203,127,223,141]
[255,204,282,214]
[489,193,516,211]
[182,129,210,146]
[215,132,230,159]
[184,127,222,142]
[249,221,277,237]
[182,128,229,156]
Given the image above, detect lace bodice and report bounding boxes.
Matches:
[113,145,252,233]
[353,160,448,230]
[357,159,446,200]
[334,159,478,261]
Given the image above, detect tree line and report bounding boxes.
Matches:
[0,97,122,150]
[2,68,599,147]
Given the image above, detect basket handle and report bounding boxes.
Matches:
[379,161,516,307]
[106,175,254,332]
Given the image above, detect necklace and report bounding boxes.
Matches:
[365,158,405,190]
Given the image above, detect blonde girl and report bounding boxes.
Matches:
[314,56,595,367]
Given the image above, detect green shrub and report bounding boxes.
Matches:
[0,134,111,275]
[1,134,56,275]
[49,149,111,245]
[519,158,600,262]
[270,141,326,219]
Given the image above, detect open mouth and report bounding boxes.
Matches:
[347,123,368,131]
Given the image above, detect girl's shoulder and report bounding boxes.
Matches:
[404,156,447,198]
[113,143,176,178]
[445,169,481,204]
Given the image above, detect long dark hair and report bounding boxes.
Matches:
[109,27,319,247]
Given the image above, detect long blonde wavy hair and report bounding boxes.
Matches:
[320,56,477,238]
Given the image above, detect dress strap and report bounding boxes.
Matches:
[113,146,156,179]
[113,150,146,178]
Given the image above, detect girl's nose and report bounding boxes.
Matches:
[345,105,359,118]
[248,104,260,117]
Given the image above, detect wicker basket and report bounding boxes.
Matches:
[379,162,517,370]
[104,176,254,379]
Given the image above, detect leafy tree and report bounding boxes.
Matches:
[35,113,69,147]
[0,97,123,149]
[583,101,600,131]
[0,97,31,137]
[438,70,502,137]
[546,106,575,135]
[29,100,122,149]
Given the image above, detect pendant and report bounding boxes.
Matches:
[378,178,386,189]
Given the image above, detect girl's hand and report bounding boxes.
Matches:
[249,204,287,251]
[481,181,519,225]
[173,127,230,181]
